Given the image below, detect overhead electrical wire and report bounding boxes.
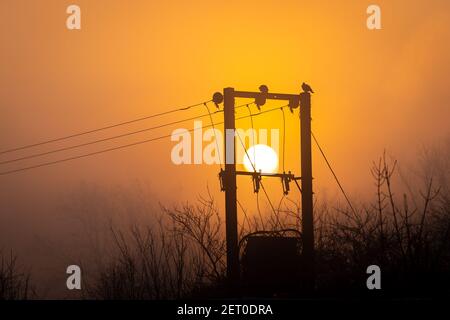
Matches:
[234,104,290,229]
[245,104,256,167]
[0,103,259,167]
[236,198,251,231]
[245,103,264,229]
[1,101,256,165]
[0,100,211,156]
[256,192,266,230]
[311,131,357,216]
[0,110,223,165]
[0,105,283,176]
[203,103,223,169]
[235,130,281,228]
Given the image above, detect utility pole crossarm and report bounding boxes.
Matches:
[235,171,297,180]
[233,90,300,102]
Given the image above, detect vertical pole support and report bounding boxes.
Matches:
[223,87,239,291]
[300,92,315,292]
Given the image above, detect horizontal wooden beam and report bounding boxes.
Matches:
[235,171,299,179]
[233,91,300,101]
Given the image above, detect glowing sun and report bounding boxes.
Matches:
[243,144,278,174]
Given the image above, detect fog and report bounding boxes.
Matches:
[0,0,449,298]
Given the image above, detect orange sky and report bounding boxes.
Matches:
[1,0,449,208]
[0,0,449,296]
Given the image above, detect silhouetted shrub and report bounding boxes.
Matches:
[88,152,450,299]
[0,251,32,300]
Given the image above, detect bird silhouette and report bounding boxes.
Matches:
[301,82,314,93]
[259,85,269,94]
[255,85,269,110]
[212,92,224,109]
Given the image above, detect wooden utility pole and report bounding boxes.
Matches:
[223,87,240,290]
[300,92,315,292]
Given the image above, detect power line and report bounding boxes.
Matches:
[0,110,223,165]
[236,102,255,111]
[236,130,281,228]
[234,106,289,229]
[0,105,283,176]
[0,100,211,155]
[236,198,251,231]
[311,131,357,216]
[0,104,266,166]
[0,133,186,176]
[244,103,267,229]
[245,104,256,168]
[203,103,223,169]
[256,192,266,230]
[0,101,253,161]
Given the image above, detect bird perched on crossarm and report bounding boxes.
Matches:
[302,82,314,93]
[255,84,269,110]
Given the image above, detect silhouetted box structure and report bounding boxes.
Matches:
[242,236,302,296]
